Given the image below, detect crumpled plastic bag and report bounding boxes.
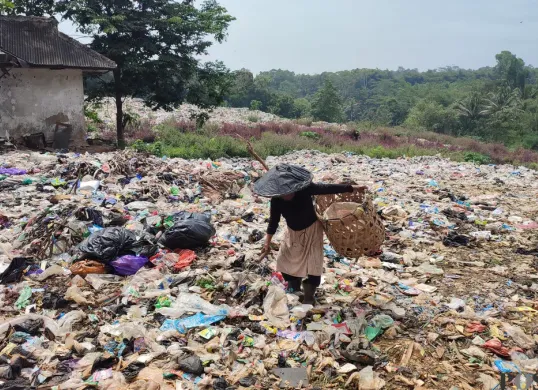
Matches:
[78,227,157,263]
[156,293,229,318]
[358,366,385,390]
[159,212,215,250]
[0,257,31,284]
[110,255,148,276]
[65,285,91,305]
[502,322,535,349]
[263,286,290,329]
[160,312,226,333]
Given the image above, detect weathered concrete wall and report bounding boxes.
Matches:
[0,68,85,144]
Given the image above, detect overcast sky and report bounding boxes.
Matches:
[59,0,538,75]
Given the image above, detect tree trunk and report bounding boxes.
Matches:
[114,68,125,149]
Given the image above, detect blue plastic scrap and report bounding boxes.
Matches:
[160,312,226,333]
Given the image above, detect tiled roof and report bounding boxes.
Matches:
[0,16,116,70]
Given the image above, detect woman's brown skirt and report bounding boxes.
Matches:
[276,220,324,277]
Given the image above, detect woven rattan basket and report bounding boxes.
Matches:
[315,191,385,258]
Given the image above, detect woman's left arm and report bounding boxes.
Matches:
[306,183,367,195]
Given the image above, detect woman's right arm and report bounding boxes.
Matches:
[264,199,281,253]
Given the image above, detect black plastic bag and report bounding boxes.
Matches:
[253,164,312,197]
[159,213,215,250]
[0,258,31,285]
[78,227,157,263]
[75,207,104,227]
[42,292,69,310]
[122,362,145,382]
[213,377,229,390]
[443,232,470,247]
[13,319,43,336]
[177,356,204,375]
[172,211,211,223]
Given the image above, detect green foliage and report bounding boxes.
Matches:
[464,152,491,165]
[131,140,164,156]
[0,0,14,13]
[311,80,344,123]
[247,114,259,123]
[0,0,53,16]
[84,106,102,124]
[57,0,235,147]
[495,51,528,91]
[293,98,311,118]
[221,52,538,151]
[295,117,314,126]
[157,124,248,159]
[249,100,262,111]
[299,131,320,140]
[405,100,459,134]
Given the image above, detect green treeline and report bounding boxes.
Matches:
[225,51,538,149]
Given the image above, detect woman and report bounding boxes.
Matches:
[254,164,366,305]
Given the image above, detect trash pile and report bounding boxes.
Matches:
[0,149,538,389]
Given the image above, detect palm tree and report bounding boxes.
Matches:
[456,92,485,121]
[481,85,521,117]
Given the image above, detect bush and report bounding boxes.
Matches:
[464,151,492,165]
[295,117,313,127]
[300,131,321,140]
[249,100,262,111]
[247,114,259,123]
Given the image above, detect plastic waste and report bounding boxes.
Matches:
[156,293,229,318]
[65,285,90,305]
[122,362,146,382]
[263,285,290,329]
[160,312,226,333]
[70,260,108,276]
[177,355,204,375]
[110,255,148,276]
[31,264,68,281]
[173,249,197,270]
[446,297,466,310]
[78,227,157,263]
[85,274,122,290]
[79,180,101,192]
[502,322,535,349]
[358,366,385,390]
[159,213,215,250]
[371,314,394,329]
[0,257,31,284]
[15,285,31,309]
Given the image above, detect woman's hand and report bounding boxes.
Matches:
[352,185,368,193]
[259,234,273,261]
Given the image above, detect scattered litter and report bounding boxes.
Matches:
[0,149,536,389]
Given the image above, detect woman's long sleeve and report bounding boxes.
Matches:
[306,183,353,196]
[267,199,281,234]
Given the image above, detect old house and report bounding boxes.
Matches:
[0,16,116,146]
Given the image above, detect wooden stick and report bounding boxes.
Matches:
[236,134,269,171]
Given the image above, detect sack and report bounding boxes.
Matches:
[110,255,148,276]
[78,227,157,263]
[70,260,108,276]
[253,164,312,197]
[159,213,215,250]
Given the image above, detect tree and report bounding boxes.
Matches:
[404,100,459,134]
[58,0,234,148]
[311,80,344,123]
[494,51,528,91]
[481,85,521,117]
[0,0,54,15]
[293,98,311,118]
[456,92,486,134]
